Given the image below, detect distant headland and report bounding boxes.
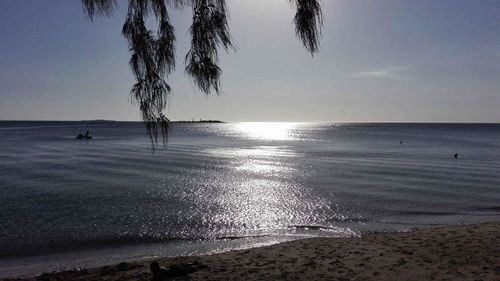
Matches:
[173,120,224,124]
[79,119,224,123]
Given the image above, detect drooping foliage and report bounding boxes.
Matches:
[82,0,323,147]
[82,0,117,19]
[290,0,323,54]
[186,0,234,94]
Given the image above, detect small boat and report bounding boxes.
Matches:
[76,130,92,140]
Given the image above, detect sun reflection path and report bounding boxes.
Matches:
[237,122,299,141]
[191,122,355,238]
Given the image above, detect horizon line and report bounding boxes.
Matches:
[0,119,499,124]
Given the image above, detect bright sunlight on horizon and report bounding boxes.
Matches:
[0,0,499,123]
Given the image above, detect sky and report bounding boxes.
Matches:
[0,0,499,122]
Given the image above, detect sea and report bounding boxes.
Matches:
[0,121,499,277]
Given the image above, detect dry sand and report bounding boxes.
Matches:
[4,221,499,281]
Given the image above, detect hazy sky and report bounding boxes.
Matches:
[1,0,499,122]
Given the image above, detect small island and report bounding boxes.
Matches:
[173,120,224,124]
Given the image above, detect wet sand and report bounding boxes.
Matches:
[4,221,499,281]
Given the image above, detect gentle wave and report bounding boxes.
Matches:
[1,122,499,260]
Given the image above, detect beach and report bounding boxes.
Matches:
[2,0,500,279]
[2,0,499,278]
[5,221,499,281]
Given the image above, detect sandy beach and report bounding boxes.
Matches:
[2,0,500,279]
[4,221,499,281]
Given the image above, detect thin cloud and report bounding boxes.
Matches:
[353,70,397,79]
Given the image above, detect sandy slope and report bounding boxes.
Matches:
[5,221,499,281]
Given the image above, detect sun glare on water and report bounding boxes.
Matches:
[237,122,298,141]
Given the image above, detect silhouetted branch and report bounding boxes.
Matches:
[81,0,324,148]
[82,0,118,20]
[290,0,323,54]
[185,0,234,94]
[122,4,175,147]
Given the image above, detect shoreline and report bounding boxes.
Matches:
[4,221,499,281]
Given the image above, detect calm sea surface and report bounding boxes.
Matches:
[1,121,499,276]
